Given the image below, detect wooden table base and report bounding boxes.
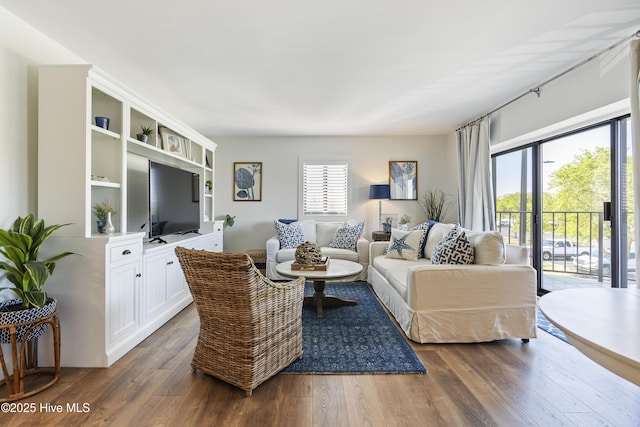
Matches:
[303,280,357,318]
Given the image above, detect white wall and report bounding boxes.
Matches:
[490,44,632,150]
[0,8,83,227]
[212,135,457,253]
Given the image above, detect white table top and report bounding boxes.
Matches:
[539,288,640,386]
[276,259,363,280]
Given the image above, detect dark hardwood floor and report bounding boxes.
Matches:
[3,297,640,426]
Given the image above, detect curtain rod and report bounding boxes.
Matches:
[456,29,640,132]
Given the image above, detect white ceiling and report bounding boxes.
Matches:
[2,1,640,136]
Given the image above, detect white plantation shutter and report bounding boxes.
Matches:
[303,162,348,215]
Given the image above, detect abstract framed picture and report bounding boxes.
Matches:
[389,160,417,200]
[234,162,262,201]
[159,126,187,158]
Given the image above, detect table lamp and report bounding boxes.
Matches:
[369,184,391,231]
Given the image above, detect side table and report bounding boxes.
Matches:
[0,311,60,402]
[372,231,391,241]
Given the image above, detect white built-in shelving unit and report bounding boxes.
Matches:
[37,65,220,367]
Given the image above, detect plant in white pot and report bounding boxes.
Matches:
[0,214,73,342]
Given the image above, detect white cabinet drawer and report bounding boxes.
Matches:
[110,242,142,264]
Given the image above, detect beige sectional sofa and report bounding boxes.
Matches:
[368,223,537,343]
[267,219,369,281]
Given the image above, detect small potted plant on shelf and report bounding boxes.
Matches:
[205,180,212,194]
[136,125,155,143]
[0,214,73,342]
[93,200,117,234]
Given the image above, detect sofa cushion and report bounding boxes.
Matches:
[293,219,317,243]
[315,222,340,247]
[423,223,455,260]
[431,226,475,264]
[385,228,425,261]
[276,247,359,263]
[329,221,364,251]
[274,221,305,249]
[466,230,506,265]
[321,247,360,262]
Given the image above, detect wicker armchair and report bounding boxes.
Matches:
[175,247,305,396]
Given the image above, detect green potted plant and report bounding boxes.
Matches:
[0,214,73,342]
[136,125,155,143]
[93,200,117,234]
[224,214,236,228]
[205,180,212,194]
[418,189,451,222]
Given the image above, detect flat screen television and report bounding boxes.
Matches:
[148,160,200,239]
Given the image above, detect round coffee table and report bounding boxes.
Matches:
[276,259,363,318]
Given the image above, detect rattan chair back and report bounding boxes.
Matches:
[175,247,305,396]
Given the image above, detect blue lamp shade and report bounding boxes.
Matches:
[369,184,390,200]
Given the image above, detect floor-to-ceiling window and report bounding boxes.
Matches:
[493,115,634,293]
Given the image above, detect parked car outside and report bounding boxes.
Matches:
[573,249,611,276]
[542,239,591,261]
[573,248,636,277]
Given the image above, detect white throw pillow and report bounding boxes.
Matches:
[385,228,425,261]
[316,222,341,247]
[466,230,506,265]
[293,219,317,243]
[423,223,455,259]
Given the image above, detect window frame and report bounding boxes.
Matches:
[299,159,350,219]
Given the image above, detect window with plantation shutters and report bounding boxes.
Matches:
[303,161,348,216]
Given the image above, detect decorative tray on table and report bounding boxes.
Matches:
[291,257,330,271]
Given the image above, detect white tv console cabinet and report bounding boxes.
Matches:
[37,65,219,367]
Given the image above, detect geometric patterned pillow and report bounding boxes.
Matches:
[385,228,425,261]
[329,221,364,252]
[274,220,305,249]
[431,225,475,264]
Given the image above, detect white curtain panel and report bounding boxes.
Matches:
[630,39,640,271]
[457,116,496,231]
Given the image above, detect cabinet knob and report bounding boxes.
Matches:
[167,261,174,266]
[122,249,132,255]
[136,273,142,278]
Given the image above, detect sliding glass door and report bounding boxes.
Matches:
[493,115,635,293]
[540,125,610,291]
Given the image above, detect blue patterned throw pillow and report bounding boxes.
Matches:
[329,221,364,251]
[431,225,474,264]
[274,220,305,249]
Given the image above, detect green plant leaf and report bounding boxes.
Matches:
[1,246,27,266]
[23,291,47,309]
[0,229,32,254]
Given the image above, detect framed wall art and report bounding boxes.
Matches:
[159,126,187,158]
[389,160,417,200]
[234,162,262,201]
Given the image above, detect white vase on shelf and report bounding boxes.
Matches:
[105,211,115,234]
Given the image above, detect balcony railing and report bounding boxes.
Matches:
[495,210,625,279]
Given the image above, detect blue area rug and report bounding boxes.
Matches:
[283,282,426,374]
[537,306,569,343]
